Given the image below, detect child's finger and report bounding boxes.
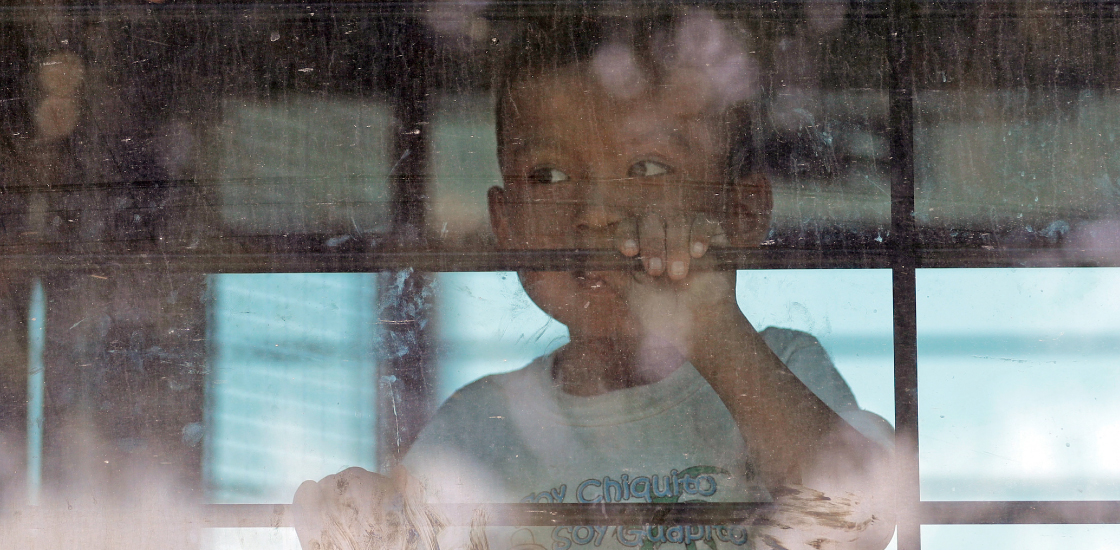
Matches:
[615,217,639,257]
[292,479,328,550]
[688,215,723,258]
[639,212,666,276]
[665,213,691,281]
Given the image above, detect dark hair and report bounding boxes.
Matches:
[494,13,755,180]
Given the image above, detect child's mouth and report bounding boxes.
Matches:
[573,270,611,292]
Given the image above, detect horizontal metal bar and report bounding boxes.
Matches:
[0,248,892,273]
[204,503,293,528]
[4,0,1118,16]
[0,1,846,22]
[203,502,774,528]
[5,0,1120,24]
[921,501,1120,525]
[0,246,1116,273]
[11,500,1120,529]
[917,248,1120,269]
[3,502,773,529]
[195,500,1120,527]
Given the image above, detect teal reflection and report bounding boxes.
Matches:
[923,524,1120,550]
[434,270,895,423]
[918,268,1120,501]
[207,274,378,503]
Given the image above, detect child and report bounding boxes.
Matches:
[294,12,894,550]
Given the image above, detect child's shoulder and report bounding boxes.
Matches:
[759,326,859,414]
[437,354,551,414]
[409,354,551,446]
[758,325,824,355]
[403,355,554,472]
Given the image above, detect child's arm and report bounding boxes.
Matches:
[292,466,446,550]
[690,300,890,488]
[626,261,887,489]
[620,201,895,549]
[619,202,892,489]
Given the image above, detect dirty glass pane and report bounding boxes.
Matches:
[205,528,302,550]
[735,270,894,424]
[429,96,502,247]
[428,5,890,247]
[918,268,1120,501]
[195,267,897,549]
[922,525,1120,550]
[434,272,568,403]
[9,0,1087,549]
[436,269,894,420]
[207,273,378,504]
[913,5,1120,257]
[217,100,394,236]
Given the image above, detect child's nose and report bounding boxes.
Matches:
[573,179,625,233]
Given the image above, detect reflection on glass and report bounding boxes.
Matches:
[207,274,378,504]
[10,1,1119,547]
[911,7,1120,257]
[923,524,1120,550]
[918,268,1120,500]
[435,272,569,403]
[430,95,503,247]
[289,11,895,550]
[768,92,890,233]
[436,270,894,422]
[916,92,1120,231]
[736,269,894,424]
[218,99,393,235]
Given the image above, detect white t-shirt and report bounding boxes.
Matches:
[403,327,890,550]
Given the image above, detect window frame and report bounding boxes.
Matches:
[4,1,1120,547]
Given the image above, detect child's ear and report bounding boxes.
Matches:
[726,172,774,247]
[488,185,513,246]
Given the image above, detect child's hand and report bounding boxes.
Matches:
[615,210,744,360]
[615,211,729,282]
[608,170,773,362]
[292,467,444,550]
[611,171,771,283]
[755,485,896,550]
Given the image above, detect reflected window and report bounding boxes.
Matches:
[208,274,378,503]
[1,3,1119,550]
[919,268,1120,501]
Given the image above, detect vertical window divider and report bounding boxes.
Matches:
[889,1,920,549]
[377,15,437,471]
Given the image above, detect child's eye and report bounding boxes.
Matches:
[627,160,672,178]
[527,167,570,185]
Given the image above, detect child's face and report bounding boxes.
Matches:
[488,66,768,339]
